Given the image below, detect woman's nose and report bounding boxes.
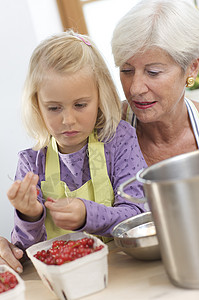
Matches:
[130,74,148,95]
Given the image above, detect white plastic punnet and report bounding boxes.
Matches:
[26,232,108,300]
[0,265,25,300]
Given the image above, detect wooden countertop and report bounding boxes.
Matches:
[21,242,199,300]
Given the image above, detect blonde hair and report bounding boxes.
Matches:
[112,0,199,71]
[22,29,121,150]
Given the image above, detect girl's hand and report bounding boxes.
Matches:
[7,172,43,221]
[45,197,86,230]
[0,237,23,273]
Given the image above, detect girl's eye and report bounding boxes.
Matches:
[120,69,134,75]
[48,106,61,111]
[75,103,87,108]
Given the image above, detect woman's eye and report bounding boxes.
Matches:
[147,70,160,77]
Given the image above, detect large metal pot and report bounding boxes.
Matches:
[118,150,199,289]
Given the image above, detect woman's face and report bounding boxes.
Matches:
[120,47,189,124]
[38,69,99,154]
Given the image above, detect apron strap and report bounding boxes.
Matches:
[88,132,114,206]
[45,137,61,182]
[185,97,199,148]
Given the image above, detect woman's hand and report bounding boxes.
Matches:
[45,197,87,230]
[7,172,43,221]
[0,237,23,273]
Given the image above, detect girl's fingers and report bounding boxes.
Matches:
[45,198,72,211]
[45,198,86,230]
[18,172,34,195]
[7,172,39,201]
[8,172,41,216]
[17,172,39,198]
[31,173,39,186]
[29,185,38,204]
[7,181,21,199]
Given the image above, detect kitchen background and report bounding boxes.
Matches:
[1,0,198,239]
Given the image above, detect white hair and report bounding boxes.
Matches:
[112,0,199,70]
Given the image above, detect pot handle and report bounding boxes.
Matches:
[117,169,147,204]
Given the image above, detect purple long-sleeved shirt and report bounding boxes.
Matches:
[11,120,147,250]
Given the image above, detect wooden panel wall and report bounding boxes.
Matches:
[56,0,88,34]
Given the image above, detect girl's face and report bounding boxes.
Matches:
[38,69,99,154]
[120,47,189,124]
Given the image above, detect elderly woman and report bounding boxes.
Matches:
[111,0,199,166]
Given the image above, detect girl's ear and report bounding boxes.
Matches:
[189,58,199,79]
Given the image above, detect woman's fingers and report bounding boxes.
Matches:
[0,238,23,273]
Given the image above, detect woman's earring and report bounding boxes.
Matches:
[186,76,195,88]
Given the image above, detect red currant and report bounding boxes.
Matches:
[34,237,104,266]
[0,271,18,294]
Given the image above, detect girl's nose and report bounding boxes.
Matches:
[62,109,76,126]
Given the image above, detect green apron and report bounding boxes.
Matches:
[41,132,114,243]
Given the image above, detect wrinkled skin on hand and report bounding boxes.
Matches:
[0,237,23,273]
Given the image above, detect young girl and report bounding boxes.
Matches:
[7,30,147,253]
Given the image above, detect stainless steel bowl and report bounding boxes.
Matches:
[111,212,161,261]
